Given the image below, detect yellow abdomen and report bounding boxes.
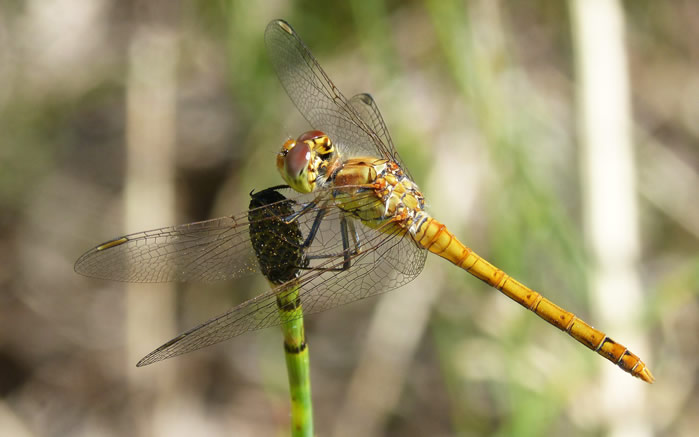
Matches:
[411,216,654,383]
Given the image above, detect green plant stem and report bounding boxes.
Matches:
[276,284,313,437]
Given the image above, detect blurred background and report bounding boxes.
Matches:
[1,0,697,436]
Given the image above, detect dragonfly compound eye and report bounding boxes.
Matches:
[297,130,326,142]
[278,139,315,193]
[285,140,311,178]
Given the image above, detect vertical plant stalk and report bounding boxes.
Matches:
[277,285,313,437]
[249,187,314,437]
[125,25,179,435]
[570,0,651,434]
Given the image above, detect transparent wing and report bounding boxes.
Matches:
[265,19,405,167]
[74,214,260,283]
[75,188,328,283]
[137,208,427,366]
[348,93,413,179]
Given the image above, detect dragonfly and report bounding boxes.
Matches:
[75,19,654,383]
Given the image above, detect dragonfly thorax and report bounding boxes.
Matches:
[277,130,339,193]
[332,157,428,235]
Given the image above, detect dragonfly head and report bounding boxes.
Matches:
[277,130,336,193]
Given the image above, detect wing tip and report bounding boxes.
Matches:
[267,19,293,36]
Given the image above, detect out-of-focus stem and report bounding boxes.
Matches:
[570,0,651,435]
[125,25,178,435]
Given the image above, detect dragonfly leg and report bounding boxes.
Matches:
[338,215,353,270]
[283,199,319,224]
[347,218,361,253]
[301,207,328,248]
[302,215,361,272]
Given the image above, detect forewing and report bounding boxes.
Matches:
[75,189,316,283]
[265,19,394,161]
[74,214,260,283]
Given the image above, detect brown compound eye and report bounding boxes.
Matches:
[285,140,311,177]
[297,130,326,142]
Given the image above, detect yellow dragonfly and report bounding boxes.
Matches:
[75,19,653,383]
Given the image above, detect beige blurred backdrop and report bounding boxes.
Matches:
[0,1,697,436]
